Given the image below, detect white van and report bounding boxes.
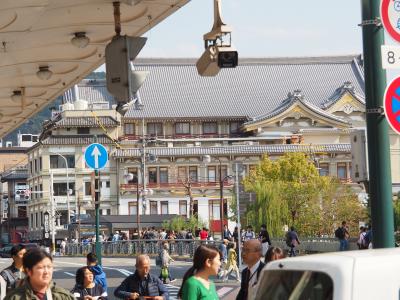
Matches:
[255,249,400,300]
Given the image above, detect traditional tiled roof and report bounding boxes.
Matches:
[1,168,28,182]
[321,81,366,109]
[112,144,351,158]
[55,117,119,128]
[41,134,115,145]
[245,90,351,126]
[61,56,365,122]
[63,80,116,104]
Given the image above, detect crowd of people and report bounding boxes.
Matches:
[0,222,291,300]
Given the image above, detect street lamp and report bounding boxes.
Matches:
[203,155,232,239]
[49,152,72,225]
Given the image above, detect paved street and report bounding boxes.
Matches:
[0,257,239,300]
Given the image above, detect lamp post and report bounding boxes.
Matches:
[203,155,231,239]
[49,152,71,225]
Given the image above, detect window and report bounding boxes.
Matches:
[39,184,43,199]
[256,270,333,300]
[229,122,241,134]
[105,181,110,188]
[179,200,187,216]
[50,155,75,168]
[337,163,347,179]
[148,167,158,184]
[107,209,111,215]
[53,182,75,196]
[77,127,90,134]
[21,135,31,141]
[203,122,217,134]
[189,166,198,182]
[319,163,329,176]
[150,201,158,215]
[32,135,38,142]
[33,159,37,173]
[147,123,163,135]
[39,157,42,171]
[36,212,39,228]
[161,201,169,215]
[220,165,228,179]
[129,202,137,215]
[127,168,138,184]
[84,182,92,196]
[178,167,187,181]
[18,206,26,218]
[208,166,216,182]
[160,168,168,184]
[209,200,220,220]
[124,123,135,135]
[175,122,190,135]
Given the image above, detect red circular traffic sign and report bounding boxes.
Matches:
[384,76,400,134]
[381,0,400,42]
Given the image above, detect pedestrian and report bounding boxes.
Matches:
[178,245,220,300]
[244,225,255,241]
[60,238,67,256]
[264,246,285,264]
[199,228,208,240]
[87,253,107,291]
[357,226,367,250]
[223,242,240,282]
[0,244,26,294]
[222,224,232,241]
[286,226,300,257]
[217,240,228,279]
[4,248,74,300]
[114,254,168,300]
[236,239,265,300]
[232,226,239,245]
[335,221,349,251]
[258,224,271,256]
[71,266,108,300]
[159,242,175,284]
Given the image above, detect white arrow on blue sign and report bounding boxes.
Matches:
[84,143,108,170]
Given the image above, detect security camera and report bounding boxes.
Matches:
[217,47,238,68]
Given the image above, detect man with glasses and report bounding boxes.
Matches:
[236,239,265,300]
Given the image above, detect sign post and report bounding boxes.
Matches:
[84,141,108,265]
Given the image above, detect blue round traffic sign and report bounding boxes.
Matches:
[384,76,400,135]
[84,143,108,170]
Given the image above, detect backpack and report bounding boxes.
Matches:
[335,227,345,239]
[285,232,292,247]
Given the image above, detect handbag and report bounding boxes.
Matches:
[161,267,169,279]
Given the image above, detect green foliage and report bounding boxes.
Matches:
[243,153,368,237]
[162,215,206,232]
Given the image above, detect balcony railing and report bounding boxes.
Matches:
[120,133,243,141]
[120,181,234,191]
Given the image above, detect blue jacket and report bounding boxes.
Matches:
[114,271,169,300]
[90,264,108,291]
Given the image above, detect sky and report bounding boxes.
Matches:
[139,0,364,58]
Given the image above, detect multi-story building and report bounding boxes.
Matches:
[26,95,121,241]
[25,55,400,237]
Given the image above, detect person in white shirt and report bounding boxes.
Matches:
[236,239,265,300]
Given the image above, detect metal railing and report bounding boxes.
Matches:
[64,238,358,257]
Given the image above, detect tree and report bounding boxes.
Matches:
[243,153,368,237]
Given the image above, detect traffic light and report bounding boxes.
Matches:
[105,35,149,115]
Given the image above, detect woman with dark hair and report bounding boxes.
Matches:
[71,267,108,300]
[264,246,286,264]
[4,248,74,300]
[178,244,220,300]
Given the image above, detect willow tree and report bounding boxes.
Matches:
[243,153,368,236]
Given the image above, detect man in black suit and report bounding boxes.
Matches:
[236,239,265,300]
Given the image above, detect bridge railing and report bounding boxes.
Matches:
[64,238,358,257]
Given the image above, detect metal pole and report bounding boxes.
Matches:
[361,0,395,248]
[136,179,141,233]
[235,163,242,269]
[219,159,224,239]
[50,172,56,255]
[141,119,146,219]
[93,136,102,264]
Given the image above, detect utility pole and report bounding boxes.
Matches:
[50,172,56,255]
[182,176,194,217]
[234,162,242,269]
[361,0,395,248]
[93,135,102,264]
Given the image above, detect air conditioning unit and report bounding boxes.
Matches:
[167,142,173,148]
[194,141,201,147]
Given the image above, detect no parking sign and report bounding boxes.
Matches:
[381,0,400,42]
[384,76,400,134]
